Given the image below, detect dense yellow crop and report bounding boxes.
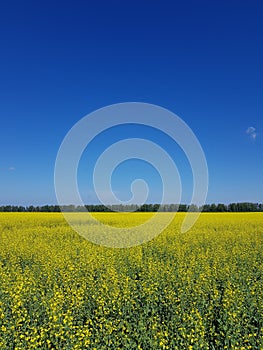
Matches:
[0,212,263,349]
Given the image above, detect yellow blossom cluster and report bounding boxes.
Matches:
[0,212,262,349]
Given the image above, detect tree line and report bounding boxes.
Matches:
[0,202,263,212]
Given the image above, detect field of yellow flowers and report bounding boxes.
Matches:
[0,212,262,349]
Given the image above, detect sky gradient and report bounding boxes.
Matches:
[1,0,262,205]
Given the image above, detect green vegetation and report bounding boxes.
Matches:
[0,213,262,349]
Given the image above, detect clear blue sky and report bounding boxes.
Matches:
[1,0,262,206]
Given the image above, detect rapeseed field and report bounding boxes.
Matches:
[0,213,262,349]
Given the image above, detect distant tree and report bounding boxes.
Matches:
[18,206,26,212]
[153,204,160,212]
[201,204,211,212]
[27,205,36,212]
[228,203,237,212]
[209,204,217,212]
[0,202,262,212]
[217,203,227,212]
[178,204,187,212]
[188,204,199,212]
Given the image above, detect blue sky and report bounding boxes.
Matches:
[0,0,262,206]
